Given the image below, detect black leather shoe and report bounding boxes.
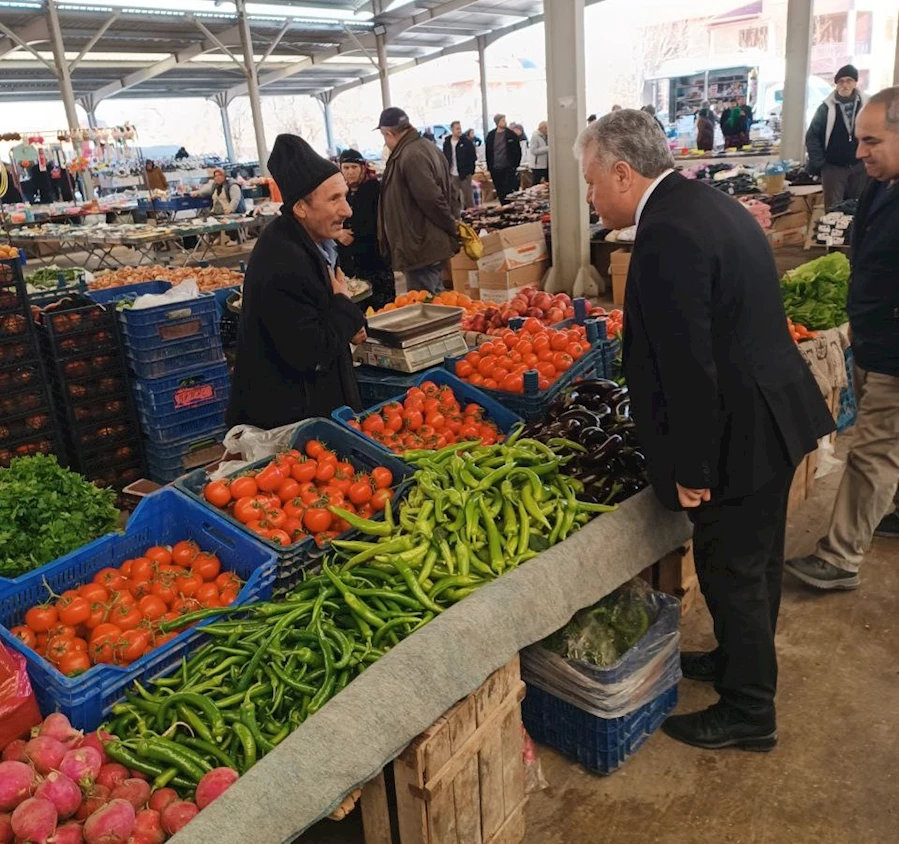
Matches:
[875,510,899,539]
[680,651,718,683]
[661,703,777,752]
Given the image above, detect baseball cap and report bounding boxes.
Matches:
[375,107,410,130]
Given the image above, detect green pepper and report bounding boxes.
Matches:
[232,722,257,772]
[158,693,226,742]
[327,505,394,536]
[478,497,505,572]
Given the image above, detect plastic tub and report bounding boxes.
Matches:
[132,361,230,416]
[0,487,277,730]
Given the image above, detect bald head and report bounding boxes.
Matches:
[856,86,899,182]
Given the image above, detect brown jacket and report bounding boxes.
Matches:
[377,129,458,272]
[146,167,168,191]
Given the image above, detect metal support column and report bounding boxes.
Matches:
[543,0,600,297]
[236,0,268,173]
[86,111,98,129]
[317,93,335,155]
[215,95,236,162]
[371,0,391,108]
[477,35,489,141]
[46,0,95,200]
[781,0,813,161]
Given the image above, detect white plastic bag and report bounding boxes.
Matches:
[131,279,201,310]
[222,422,300,462]
[815,437,843,479]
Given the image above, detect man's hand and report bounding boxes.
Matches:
[351,328,367,346]
[331,266,349,297]
[677,484,711,509]
[335,229,354,247]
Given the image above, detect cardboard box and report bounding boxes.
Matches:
[477,222,547,273]
[609,249,631,305]
[769,226,807,248]
[451,250,478,271]
[771,210,809,232]
[478,260,548,304]
[451,268,480,299]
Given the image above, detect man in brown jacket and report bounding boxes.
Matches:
[377,107,459,294]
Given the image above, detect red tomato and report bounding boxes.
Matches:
[57,596,91,627]
[370,488,394,512]
[117,628,152,664]
[255,463,284,493]
[130,557,154,583]
[171,540,200,567]
[348,480,373,506]
[305,439,326,458]
[176,573,203,598]
[303,508,332,534]
[291,459,317,483]
[192,553,222,582]
[277,478,301,502]
[25,605,58,633]
[204,480,231,508]
[138,595,168,621]
[229,476,259,500]
[11,625,37,649]
[267,529,292,546]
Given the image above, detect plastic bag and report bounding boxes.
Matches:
[522,726,548,794]
[222,422,300,462]
[815,437,843,479]
[521,585,681,720]
[130,278,201,310]
[0,643,42,751]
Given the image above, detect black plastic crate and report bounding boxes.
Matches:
[0,336,39,369]
[0,384,47,417]
[68,395,131,426]
[0,408,55,442]
[0,430,62,467]
[62,372,129,402]
[67,419,139,452]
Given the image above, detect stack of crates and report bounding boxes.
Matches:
[0,258,62,467]
[38,294,144,490]
[91,284,229,485]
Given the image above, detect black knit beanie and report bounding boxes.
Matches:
[834,65,858,83]
[268,134,339,208]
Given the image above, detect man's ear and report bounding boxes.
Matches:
[293,200,306,219]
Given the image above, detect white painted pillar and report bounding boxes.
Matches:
[477,35,489,141]
[86,111,98,129]
[236,0,268,173]
[376,32,391,108]
[320,94,335,155]
[543,0,600,297]
[781,0,813,161]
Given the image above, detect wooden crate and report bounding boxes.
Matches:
[787,449,819,517]
[654,540,700,617]
[361,656,527,844]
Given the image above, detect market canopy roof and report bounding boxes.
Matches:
[0,0,558,106]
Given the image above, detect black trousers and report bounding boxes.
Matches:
[490,167,518,203]
[688,467,793,722]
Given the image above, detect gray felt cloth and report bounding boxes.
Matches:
[171,490,691,844]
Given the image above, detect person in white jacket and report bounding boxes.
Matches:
[530,121,549,183]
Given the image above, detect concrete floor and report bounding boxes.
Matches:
[526,438,899,844]
[299,438,899,844]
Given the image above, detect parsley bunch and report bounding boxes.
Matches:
[0,454,120,578]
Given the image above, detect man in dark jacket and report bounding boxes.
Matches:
[805,65,869,209]
[787,86,899,588]
[377,107,458,294]
[228,134,365,430]
[443,121,477,215]
[335,149,394,311]
[577,110,834,751]
[485,113,522,204]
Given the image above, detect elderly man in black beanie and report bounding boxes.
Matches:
[806,64,869,209]
[228,134,365,431]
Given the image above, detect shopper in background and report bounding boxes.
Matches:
[443,121,477,215]
[696,108,715,152]
[195,168,244,215]
[377,107,458,295]
[641,104,666,135]
[805,65,869,210]
[737,95,754,140]
[229,134,364,431]
[145,160,168,192]
[722,99,746,148]
[787,86,899,589]
[465,128,482,147]
[530,121,549,183]
[576,109,834,752]
[174,146,189,160]
[485,113,522,204]
[335,148,394,311]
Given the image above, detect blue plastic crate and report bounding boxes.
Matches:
[126,337,226,379]
[175,418,413,577]
[144,427,227,485]
[138,400,229,446]
[118,294,219,350]
[88,280,174,306]
[522,683,678,775]
[0,487,277,730]
[354,366,420,407]
[333,368,522,455]
[132,361,231,416]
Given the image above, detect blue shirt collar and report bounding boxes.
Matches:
[317,238,338,270]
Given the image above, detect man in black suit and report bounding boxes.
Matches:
[576,110,835,751]
[485,113,522,204]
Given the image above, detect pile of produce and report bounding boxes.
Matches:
[786,317,817,345]
[10,541,244,676]
[103,436,615,787]
[780,252,850,330]
[516,379,648,505]
[201,440,397,547]
[453,322,591,393]
[347,379,505,453]
[90,265,243,293]
[595,306,623,337]
[0,245,18,259]
[368,289,486,316]
[0,455,119,580]
[461,287,577,335]
[0,712,237,842]
[545,583,652,666]
[25,267,84,292]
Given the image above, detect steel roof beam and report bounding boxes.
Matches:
[69,10,119,71]
[0,16,48,60]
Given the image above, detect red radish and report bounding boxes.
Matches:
[0,812,12,844]
[1,740,27,763]
[0,760,36,810]
[37,715,83,749]
[195,768,239,810]
[95,765,129,792]
[24,737,68,776]
[109,781,150,812]
[75,785,109,822]
[78,734,112,768]
[10,796,57,843]
[145,790,176,815]
[59,748,102,791]
[83,799,135,844]
[35,773,82,819]
[130,810,164,844]
[160,801,197,836]
[49,821,84,844]
[125,771,148,783]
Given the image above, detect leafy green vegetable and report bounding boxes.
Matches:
[0,454,119,578]
[780,252,850,330]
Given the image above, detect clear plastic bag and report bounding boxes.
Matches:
[521,584,681,720]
